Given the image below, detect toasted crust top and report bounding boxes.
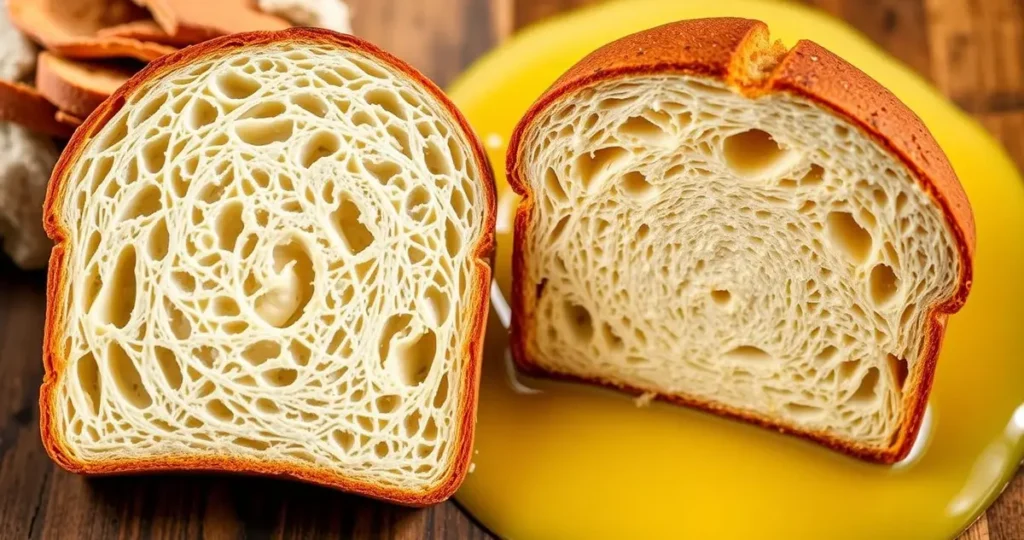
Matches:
[41,28,496,506]
[508,17,974,311]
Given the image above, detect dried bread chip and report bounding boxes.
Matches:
[8,0,177,62]
[36,52,135,118]
[136,0,289,43]
[97,20,204,48]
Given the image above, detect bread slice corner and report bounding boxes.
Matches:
[41,28,495,505]
[506,17,974,463]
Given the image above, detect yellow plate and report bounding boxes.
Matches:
[448,1,1024,538]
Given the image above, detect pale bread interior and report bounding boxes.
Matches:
[518,76,959,449]
[53,42,486,492]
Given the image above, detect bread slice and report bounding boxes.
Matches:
[135,0,289,43]
[41,28,495,504]
[0,79,78,137]
[506,18,974,463]
[36,52,135,118]
[8,0,177,61]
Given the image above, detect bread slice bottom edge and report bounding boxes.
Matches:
[507,239,946,465]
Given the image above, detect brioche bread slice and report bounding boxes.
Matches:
[42,28,495,504]
[506,18,974,463]
[8,0,177,61]
[36,52,135,118]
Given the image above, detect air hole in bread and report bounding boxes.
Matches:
[391,327,436,387]
[256,398,279,415]
[291,92,329,117]
[869,263,900,306]
[233,437,269,451]
[215,201,245,251]
[155,346,183,390]
[254,240,315,328]
[849,367,880,405]
[122,184,163,221]
[620,171,657,200]
[365,159,400,184]
[108,342,152,409]
[365,88,407,120]
[710,289,732,305]
[206,399,233,422]
[619,113,670,144]
[75,353,102,416]
[215,70,261,100]
[93,246,137,328]
[423,286,450,326]
[722,129,795,177]
[549,215,570,244]
[575,146,628,192]
[424,139,450,176]
[148,219,169,261]
[386,124,411,155]
[240,101,287,119]
[800,164,825,186]
[331,196,374,254]
[887,354,909,390]
[187,98,219,131]
[236,118,295,146]
[601,322,624,350]
[134,93,169,127]
[299,131,341,168]
[332,429,355,452]
[826,211,872,264]
[562,301,594,343]
[784,402,824,420]
[263,367,298,387]
[725,345,771,363]
[96,115,129,151]
[544,168,568,203]
[405,186,432,222]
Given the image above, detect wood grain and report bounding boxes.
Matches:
[0,0,1020,538]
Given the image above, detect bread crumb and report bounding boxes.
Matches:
[485,133,503,150]
[634,392,656,407]
[469,462,476,473]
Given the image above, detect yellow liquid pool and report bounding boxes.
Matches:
[447,1,1024,538]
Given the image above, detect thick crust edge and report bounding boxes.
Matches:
[41,28,497,506]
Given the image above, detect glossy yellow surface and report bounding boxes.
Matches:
[447,1,1024,538]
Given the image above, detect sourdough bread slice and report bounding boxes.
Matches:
[42,28,495,504]
[506,18,974,463]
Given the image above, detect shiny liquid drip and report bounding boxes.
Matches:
[449,1,1024,538]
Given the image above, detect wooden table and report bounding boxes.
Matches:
[1,0,1021,538]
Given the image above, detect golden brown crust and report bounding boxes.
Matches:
[8,0,177,62]
[35,52,134,118]
[0,79,77,137]
[41,28,496,507]
[505,17,974,464]
[137,0,290,44]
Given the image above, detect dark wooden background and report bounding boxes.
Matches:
[1,0,1021,538]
